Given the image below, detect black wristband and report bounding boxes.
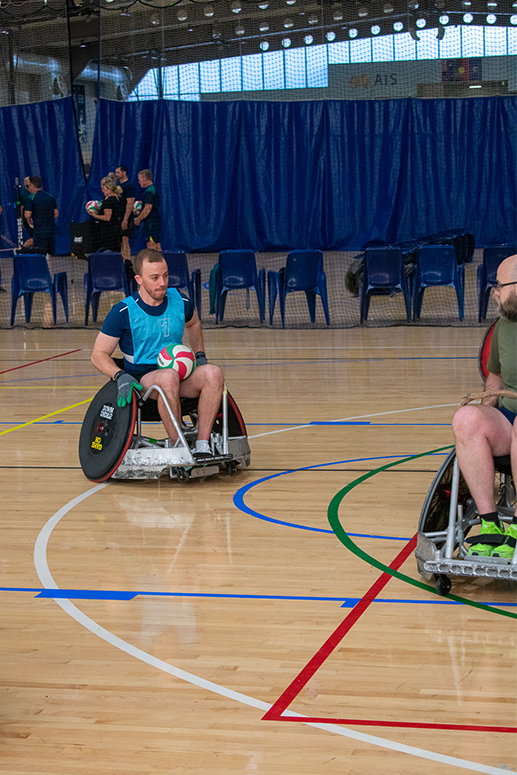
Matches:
[195,351,206,359]
[112,370,125,381]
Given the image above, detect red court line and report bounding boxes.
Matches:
[0,349,81,376]
[263,535,517,734]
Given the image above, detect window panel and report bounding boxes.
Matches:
[508,27,517,56]
[350,38,372,63]
[328,40,350,64]
[200,60,220,93]
[394,32,416,61]
[263,50,285,90]
[372,34,394,62]
[306,44,328,87]
[179,62,200,94]
[416,28,439,60]
[439,25,462,58]
[484,26,507,57]
[162,66,179,97]
[461,26,484,57]
[221,57,242,92]
[242,53,264,91]
[285,48,306,89]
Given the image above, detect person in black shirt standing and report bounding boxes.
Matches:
[115,165,136,262]
[24,176,59,257]
[88,176,125,252]
[134,169,161,251]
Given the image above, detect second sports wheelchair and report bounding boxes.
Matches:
[79,369,250,483]
[415,321,517,595]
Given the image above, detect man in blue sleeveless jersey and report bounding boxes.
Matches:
[91,248,223,459]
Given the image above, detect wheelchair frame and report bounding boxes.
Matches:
[79,381,251,482]
[416,450,517,594]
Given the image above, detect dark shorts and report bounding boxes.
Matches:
[498,406,517,425]
[121,217,136,239]
[33,232,55,256]
[144,221,161,244]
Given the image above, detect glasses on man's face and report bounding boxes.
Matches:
[494,280,517,291]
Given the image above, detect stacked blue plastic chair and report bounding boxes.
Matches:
[413,244,464,321]
[11,254,68,326]
[162,251,202,320]
[215,250,265,324]
[84,251,128,325]
[478,246,517,321]
[360,248,411,324]
[275,250,330,327]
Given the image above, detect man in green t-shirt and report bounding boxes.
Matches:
[452,253,517,558]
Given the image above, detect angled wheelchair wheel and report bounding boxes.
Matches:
[79,381,137,482]
[478,319,497,380]
[418,449,471,536]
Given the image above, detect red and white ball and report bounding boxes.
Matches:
[86,199,102,214]
[157,344,195,380]
[133,200,143,216]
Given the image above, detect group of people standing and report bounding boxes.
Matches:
[88,166,161,259]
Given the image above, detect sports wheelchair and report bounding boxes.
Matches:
[79,365,250,483]
[415,321,517,595]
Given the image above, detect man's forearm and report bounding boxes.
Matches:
[482,371,504,406]
[185,321,205,355]
[92,350,122,380]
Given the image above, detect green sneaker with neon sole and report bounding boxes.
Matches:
[466,519,505,557]
[492,522,517,560]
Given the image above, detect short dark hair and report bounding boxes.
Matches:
[133,248,166,276]
[29,176,42,189]
[117,164,128,173]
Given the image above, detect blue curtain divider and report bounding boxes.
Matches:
[90,96,516,252]
[0,97,87,256]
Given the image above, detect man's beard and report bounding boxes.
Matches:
[496,291,517,321]
[140,279,166,302]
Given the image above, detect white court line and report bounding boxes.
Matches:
[31,401,510,774]
[33,481,507,775]
[248,402,458,439]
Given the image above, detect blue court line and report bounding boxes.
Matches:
[1,587,514,607]
[232,455,450,539]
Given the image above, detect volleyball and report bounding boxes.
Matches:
[133,200,143,215]
[86,199,102,214]
[157,344,196,380]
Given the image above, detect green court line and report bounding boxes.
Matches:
[327,445,517,621]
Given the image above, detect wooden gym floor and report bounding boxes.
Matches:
[0,322,516,775]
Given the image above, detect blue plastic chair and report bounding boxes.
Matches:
[274,250,329,327]
[84,251,128,325]
[360,248,411,323]
[162,251,202,320]
[215,250,265,323]
[413,244,465,320]
[11,254,68,326]
[477,246,517,321]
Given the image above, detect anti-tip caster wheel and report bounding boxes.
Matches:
[227,461,238,476]
[435,573,451,596]
[176,468,190,483]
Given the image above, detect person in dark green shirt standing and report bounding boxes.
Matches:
[452,253,517,558]
[134,169,161,251]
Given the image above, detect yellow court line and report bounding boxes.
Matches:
[0,398,94,437]
[0,386,102,389]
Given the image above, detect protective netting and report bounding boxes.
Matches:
[0,248,506,329]
[0,0,515,330]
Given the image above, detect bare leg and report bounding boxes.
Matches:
[139,369,182,443]
[452,404,513,514]
[121,236,131,262]
[180,364,224,441]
